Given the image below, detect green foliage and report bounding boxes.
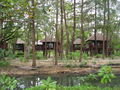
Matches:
[79,73,98,83]
[0,49,16,60]
[0,49,6,59]
[19,57,27,62]
[0,60,10,67]
[0,75,17,90]
[67,52,79,60]
[41,77,56,90]
[98,66,116,84]
[67,52,88,60]
[114,51,120,57]
[86,74,98,81]
[95,54,103,58]
[6,49,16,59]
[26,77,56,90]
[26,85,120,90]
[79,66,116,84]
[57,85,120,90]
[15,51,24,57]
[36,52,44,59]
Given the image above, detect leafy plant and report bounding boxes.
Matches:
[0,49,16,60]
[79,66,116,84]
[95,54,103,58]
[0,75,17,90]
[36,52,44,59]
[26,77,56,90]
[41,77,56,90]
[98,66,116,84]
[0,60,10,67]
[87,74,97,81]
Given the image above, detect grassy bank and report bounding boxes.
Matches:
[26,85,120,90]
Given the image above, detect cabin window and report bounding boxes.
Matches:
[48,43,53,48]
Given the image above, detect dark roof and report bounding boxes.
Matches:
[41,36,56,42]
[86,33,107,41]
[73,38,81,44]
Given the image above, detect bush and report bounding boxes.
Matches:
[0,60,10,67]
[98,66,116,84]
[114,51,120,57]
[36,52,44,59]
[0,49,16,60]
[15,51,24,57]
[95,54,103,58]
[0,75,17,90]
[6,49,16,59]
[19,56,27,62]
[67,52,88,60]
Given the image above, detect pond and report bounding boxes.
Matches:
[15,74,120,90]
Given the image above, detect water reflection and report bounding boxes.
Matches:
[15,74,120,90]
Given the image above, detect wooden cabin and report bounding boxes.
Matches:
[86,33,110,55]
[73,38,89,54]
[73,38,81,50]
[35,40,43,51]
[15,39,25,51]
[41,37,60,56]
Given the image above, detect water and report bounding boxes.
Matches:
[15,74,120,90]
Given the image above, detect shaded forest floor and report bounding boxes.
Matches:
[0,58,120,76]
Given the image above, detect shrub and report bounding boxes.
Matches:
[15,51,24,57]
[36,52,44,59]
[98,66,116,84]
[0,75,17,90]
[79,66,116,84]
[0,60,10,67]
[95,54,103,58]
[67,52,88,60]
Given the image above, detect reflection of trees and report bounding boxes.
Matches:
[17,75,85,89]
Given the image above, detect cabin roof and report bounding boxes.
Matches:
[35,40,43,45]
[86,33,107,41]
[73,38,81,44]
[41,36,56,42]
[16,39,25,44]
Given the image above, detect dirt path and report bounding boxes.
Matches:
[0,58,120,76]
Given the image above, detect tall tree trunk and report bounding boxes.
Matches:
[55,0,59,65]
[63,0,70,57]
[31,0,36,67]
[102,0,106,59]
[106,0,110,56]
[79,0,84,62]
[94,0,98,54]
[24,24,30,61]
[60,0,64,59]
[71,0,76,52]
[44,32,47,58]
